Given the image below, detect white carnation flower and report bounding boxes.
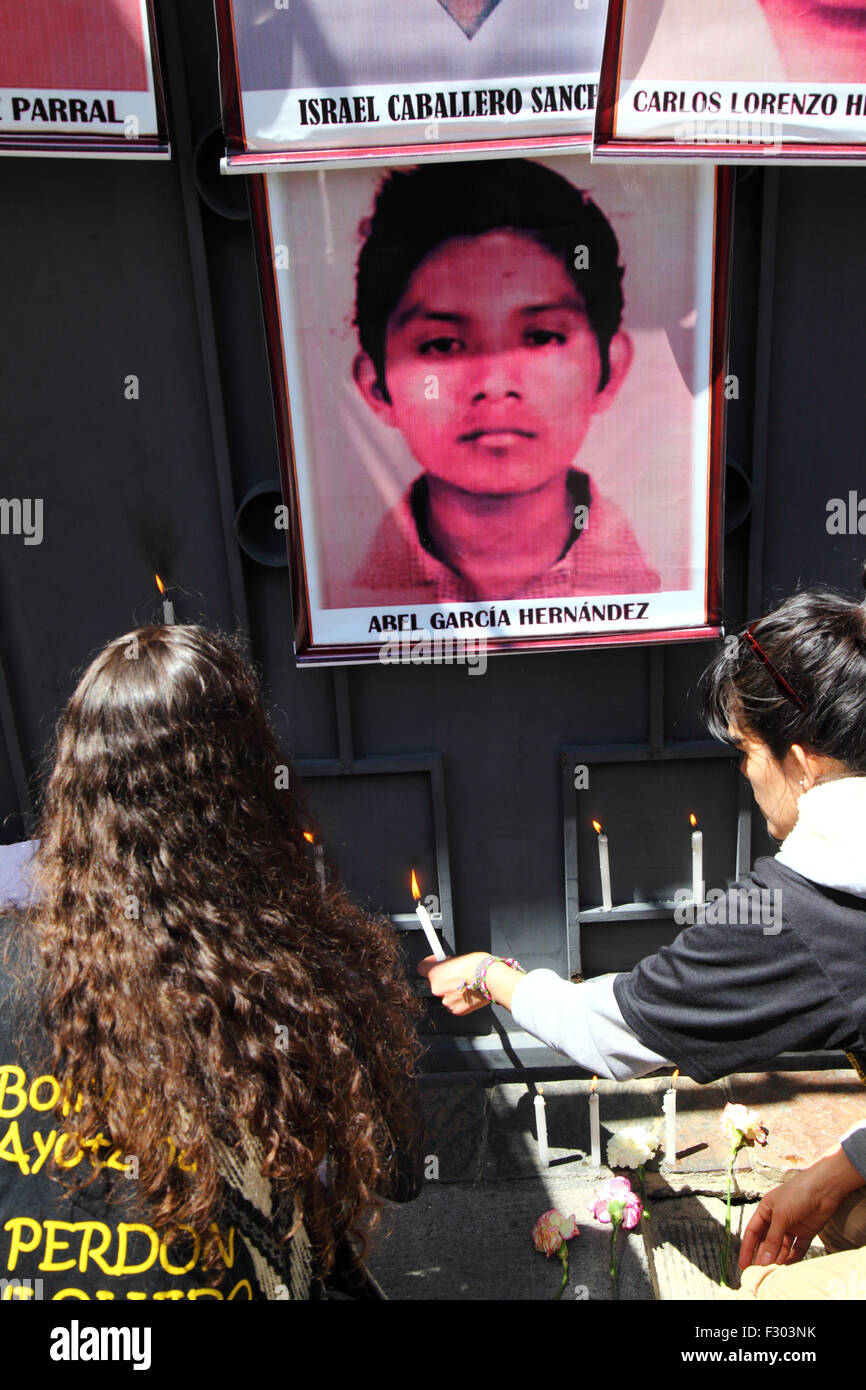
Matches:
[606,1125,660,1170]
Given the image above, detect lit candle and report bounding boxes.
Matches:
[303,831,326,894]
[663,1069,679,1165]
[592,821,612,912]
[155,573,175,624]
[589,1076,601,1167]
[690,814,704,903]
[411,869,446,961]
[534,1088,549,1168]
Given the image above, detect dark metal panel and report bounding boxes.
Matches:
[562,741,738,979]
[0,645,33,839]
[762,169,866,599]
[0,157,242,770]
[295,752,454,954]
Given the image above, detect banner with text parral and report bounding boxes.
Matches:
[594,0,866,163]
[0,0,169,157]
[215,0,610,170]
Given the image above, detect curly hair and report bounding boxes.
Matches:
[25,624,422,1281]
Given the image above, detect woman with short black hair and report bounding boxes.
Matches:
[425,566,866,1090]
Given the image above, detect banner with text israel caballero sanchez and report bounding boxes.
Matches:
[216,0,610,168]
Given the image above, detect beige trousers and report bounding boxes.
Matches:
[736,1190,866,1300]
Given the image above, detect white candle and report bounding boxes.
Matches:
[534,1089,549,1168]
[313,844,326,894]
[155,574,175,624]
[663,1070,679,1164]
[593,821,612,912]
[411,870,446,961]
[690,814,704,903]
[304,833,326,895]
[589,1077,601,1167]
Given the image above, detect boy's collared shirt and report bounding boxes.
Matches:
[347,470,661,604]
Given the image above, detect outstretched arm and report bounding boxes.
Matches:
[418,952,673,1080]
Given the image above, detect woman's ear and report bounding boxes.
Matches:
[790,742,841,790]
[595,329,634,413]
[352,351,395,425]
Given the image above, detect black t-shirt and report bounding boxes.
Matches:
[0,921,280,1303]
[614,858,866,1084]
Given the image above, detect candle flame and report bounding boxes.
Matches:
[592,820,602,835]
[410,869,420,901]
[689,813,697,828]
[673,1069,679,1086]
[303,831,314,844]
[155,572,166,596]
[590,1076,597,1094]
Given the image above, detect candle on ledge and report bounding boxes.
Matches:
[690,813,704,904]
[534,1087,549,1168]
[303,831,326,894]
[663,1069,679,1165]
[592,821,612,912]
[589,1076,601,1167]
[155,573,175,625]
[411,869,446,961]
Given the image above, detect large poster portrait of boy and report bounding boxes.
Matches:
[251,154,729,662]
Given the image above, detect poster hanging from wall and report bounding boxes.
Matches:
[0,0,168,156]
[595,0,866,162]
[251,154,729,664]
[216,0,608,168]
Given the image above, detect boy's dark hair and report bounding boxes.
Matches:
[703,563,866,770]
[354,159,626,402]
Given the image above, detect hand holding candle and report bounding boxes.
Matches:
[690,813,704,904]
[411,869,446,961]
[589,1076,601,1167]
[592,821,612,913]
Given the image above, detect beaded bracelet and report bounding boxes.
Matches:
[464,954,526,1002]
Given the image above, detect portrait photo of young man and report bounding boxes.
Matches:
[258,153,722,657]
[349,160,659,605]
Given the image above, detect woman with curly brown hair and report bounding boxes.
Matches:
[0,625,422,1301]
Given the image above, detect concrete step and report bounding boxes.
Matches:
[366,1067,865,1300]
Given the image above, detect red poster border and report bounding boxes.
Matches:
[248,161,731,667]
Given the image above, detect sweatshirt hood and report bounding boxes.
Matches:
[775,776,866,897]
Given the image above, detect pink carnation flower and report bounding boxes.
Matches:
[589,1176,643,1230]
[531,1208,580,1256]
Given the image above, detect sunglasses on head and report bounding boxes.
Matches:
[739,624,808,712]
